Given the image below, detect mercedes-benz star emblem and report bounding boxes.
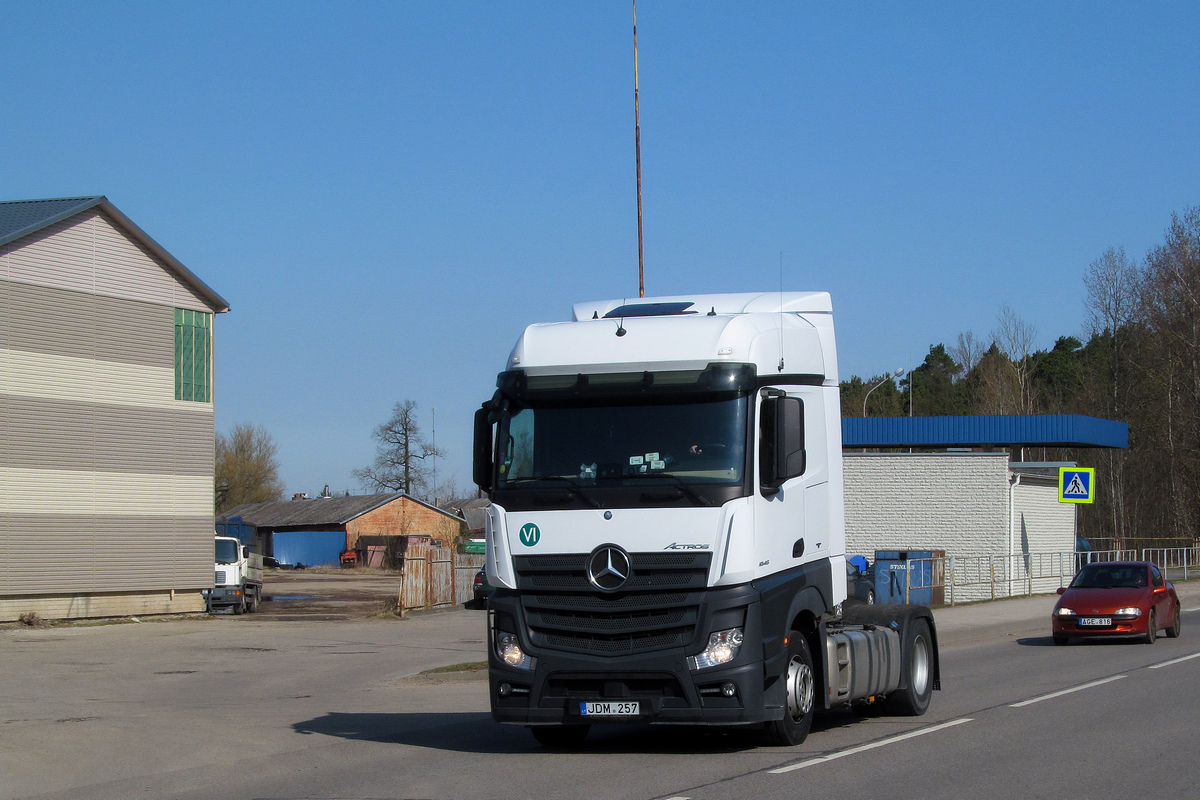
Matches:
[587,545,632,592]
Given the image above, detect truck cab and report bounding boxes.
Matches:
[204,535,264,614]
[474,293,938,746]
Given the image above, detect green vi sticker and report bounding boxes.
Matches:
[518,523,541,547]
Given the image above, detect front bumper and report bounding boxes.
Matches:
[487,589,781,727]
[1052,615,1146,638]
[202,587,245,608]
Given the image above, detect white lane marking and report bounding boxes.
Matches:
[661,797,690,799]
[1183,606,1200,613]
[768,718,973,774]
[1149,652,1200,669]
[1010,675,1126,707]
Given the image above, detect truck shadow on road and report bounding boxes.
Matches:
[292,709,861,754]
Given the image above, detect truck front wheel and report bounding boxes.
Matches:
[884,617,933,716]
[248,589,259,613]
[761,633,814,746]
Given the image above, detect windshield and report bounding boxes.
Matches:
[215,539,240,564]
[495,393,750,509]
[1071,564,1148,589]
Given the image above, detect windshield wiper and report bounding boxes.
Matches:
[648,473,713,507]
[505,476,602,508]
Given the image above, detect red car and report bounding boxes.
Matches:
[1052,561,1182,645]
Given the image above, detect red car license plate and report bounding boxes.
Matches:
[1079,617,1113,626]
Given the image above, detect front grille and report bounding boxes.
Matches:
[215,570,227,585]
[514,552,711,657]
[545,674,685,699]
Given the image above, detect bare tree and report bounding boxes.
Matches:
[354,400,445,500]
[993,304,1039,414]
[215,424,285,512]
[1138,207,1200,542]
[951,330,984,376]
[1084,247,1140,339]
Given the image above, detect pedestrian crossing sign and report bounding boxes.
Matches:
[1059,467,1095,504]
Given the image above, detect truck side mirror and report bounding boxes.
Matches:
[760,395,805,493]
[473,406,494,492]
[775,396,805,480]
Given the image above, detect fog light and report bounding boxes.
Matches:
[721,682,737,697]
[498,682,512,697]
[687,627,745,670]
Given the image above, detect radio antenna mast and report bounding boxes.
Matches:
[633,0,645,297]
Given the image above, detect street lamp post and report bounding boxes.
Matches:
[862,368,904,417]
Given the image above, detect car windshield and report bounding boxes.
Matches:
[215,539,240,564]
[1071,564,1148,589]
[497,394,748,489]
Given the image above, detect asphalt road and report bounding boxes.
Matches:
[3,581,1198,800]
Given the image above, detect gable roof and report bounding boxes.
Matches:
[0,196,230,313]
[219,492,465,528]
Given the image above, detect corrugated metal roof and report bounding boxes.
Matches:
[220,492,466,528]
[440,497,491,531]
[0,196,230,313]
[842,414,1128,449]
[220,494,404,527]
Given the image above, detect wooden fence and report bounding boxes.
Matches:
[399,541,485,613]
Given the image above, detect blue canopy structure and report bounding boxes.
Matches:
[842,414,1128,449]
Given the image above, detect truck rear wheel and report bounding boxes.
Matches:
[885,617,932,716]
[761,633,815,746]
[248,589,259,613]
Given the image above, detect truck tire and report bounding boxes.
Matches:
[885,617,933,716]
[248,589,259,613]
[761,633,815,746]
[232,595,245,615]
[529,725,590,749]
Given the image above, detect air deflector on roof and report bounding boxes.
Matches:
[603,301,697,319]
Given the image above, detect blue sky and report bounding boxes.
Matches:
[4,2,1198,498]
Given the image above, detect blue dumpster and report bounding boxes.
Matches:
[874,550,946,605]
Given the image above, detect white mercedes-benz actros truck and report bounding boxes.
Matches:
[473,292,939,747]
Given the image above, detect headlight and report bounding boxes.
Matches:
[1114,607,1142,618]
[687,627,744,670]
[495,631,535,670]
[1056,607,1075,617]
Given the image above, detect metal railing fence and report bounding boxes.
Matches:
[891,548,1200,606]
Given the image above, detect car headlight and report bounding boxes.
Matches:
[687,627,744,670]
[1056,607,1075,617]
[495,631,535,670]
[1114,607,1142,618]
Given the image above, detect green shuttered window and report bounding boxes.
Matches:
[175,308,212,402]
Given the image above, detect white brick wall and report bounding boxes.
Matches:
[843,452,1011,560]
[843,453,1077,602]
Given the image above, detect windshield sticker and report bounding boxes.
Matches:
[645,452,659,462]
[650,459,665,470]
[518,523,541,547]
[579,463,597,480]
[629,455,644,465]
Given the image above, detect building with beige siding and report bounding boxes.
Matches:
[1,196,229,622]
